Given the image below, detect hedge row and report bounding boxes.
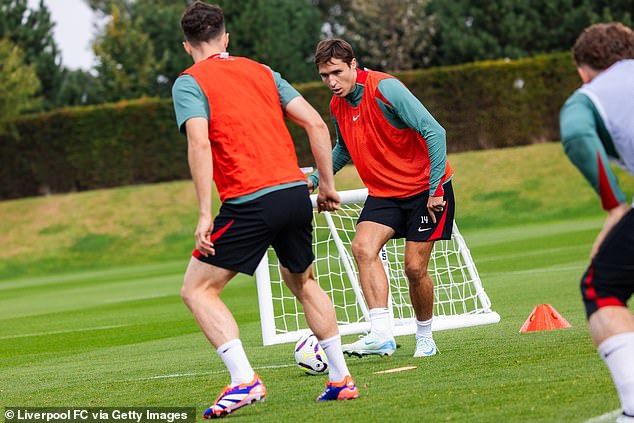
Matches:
[0,53,580,199]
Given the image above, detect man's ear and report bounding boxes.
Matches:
[577,65,598,84]
[223,32,230,49]
[182,40,192,56]
[350,57,357,70]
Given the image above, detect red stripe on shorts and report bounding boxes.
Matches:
[210,219,235,242]
[584,265,624,308]
[583,266,597,300]
[429,206,448,241]
[596,297,625,307]
[191,219,235,258]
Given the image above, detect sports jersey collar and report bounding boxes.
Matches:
[206,52,231,60]
[356,68,369,85]
[343,69,368,106]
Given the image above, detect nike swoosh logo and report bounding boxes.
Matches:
[418,227,432,232]
[352,114,360,121]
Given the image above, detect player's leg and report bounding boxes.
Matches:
[182,259,265,419]
[280,267,358,401]
[181,258,239,348]
[352,221,395,308]
[182,201,276,418]
[581,209,634,419]
[404,180,455,357]
[404,240,438,357]
[272,186,358,401]
[280,265,338,340]
[341,220,397,356]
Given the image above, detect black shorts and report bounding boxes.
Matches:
[193,185,314,276]
[358,180,455,242]
[581,208,634,318]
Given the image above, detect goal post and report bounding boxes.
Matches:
[255,188,500,346]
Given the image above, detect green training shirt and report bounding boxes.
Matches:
[560,91,626,210]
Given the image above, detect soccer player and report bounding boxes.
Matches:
[559,22,634,421]
[308,39,454,358]
[172,3,358,418]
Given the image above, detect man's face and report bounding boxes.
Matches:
[318,58,357,97]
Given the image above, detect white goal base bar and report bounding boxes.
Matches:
[255,188,500,346]
[258,312,501,346]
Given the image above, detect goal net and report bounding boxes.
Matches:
[255,188,500,346]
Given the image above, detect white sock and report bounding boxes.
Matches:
[216,339,255,386]
[598,332,634,416]
[416,318,433,339]
[369,307,393,339]
[319,334,350,382]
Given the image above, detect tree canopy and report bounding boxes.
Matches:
[0,0,62,109]
[0,39,40,133]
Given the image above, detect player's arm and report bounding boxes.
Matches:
[269,67,339,210]
[185,118,215,256]
[378,78,447,220]
[560,92,629,257]
[172,75,214,256]
[307,118,351,191]
[285,96,340,211]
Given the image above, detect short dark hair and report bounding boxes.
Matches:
[573,22,634,70]
[314,38,355,66]
[181,1,225,46]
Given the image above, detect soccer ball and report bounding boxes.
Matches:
[294,332,329,375]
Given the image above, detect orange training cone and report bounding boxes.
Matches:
[519,304,572,333]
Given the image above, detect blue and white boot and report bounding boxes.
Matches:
[413,336,438,357]
[342,333,396,357]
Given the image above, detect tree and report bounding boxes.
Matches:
[344,0,436,71]
[86,0,321,92]
[130,0,191,97]
[0,39,40,133]
[56,69,102,107]
[314,0,352,37]
[0,0,63,109]
[231,0,321,82]
[92,6,162,102]
[85,0,190,97]
[429,0,632,66]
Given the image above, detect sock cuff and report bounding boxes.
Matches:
[216,338,242,355]
[416,318,433,326]
[319,334,341,348]
[598,332,634,357]
[369,307,390,317]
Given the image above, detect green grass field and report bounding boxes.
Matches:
[1,143,633,422]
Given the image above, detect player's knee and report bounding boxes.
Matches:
[404,263,427,283]
[180,285,194,308]
[351,239,375,262]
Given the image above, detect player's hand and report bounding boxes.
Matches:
[307,179,315,192]
[194,215,215,257]
[317,187,341,212]
[427,196,446,224]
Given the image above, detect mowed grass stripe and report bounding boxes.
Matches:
[0,260,187,290]
[3,217,626,422]
[0,269,190,319]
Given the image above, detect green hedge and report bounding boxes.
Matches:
[0,53,579,200]
[0,98,188,199]
[290,52,579,154]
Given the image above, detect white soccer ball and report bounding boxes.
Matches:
[294,332,329,375]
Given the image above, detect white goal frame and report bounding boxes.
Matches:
[255,188,500,346]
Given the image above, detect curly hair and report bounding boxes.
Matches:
[573,22,634,70]
[181,1,224,45]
